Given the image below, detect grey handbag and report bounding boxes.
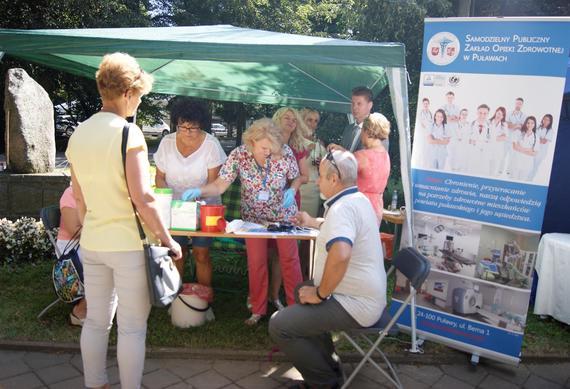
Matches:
[121,122,182,308]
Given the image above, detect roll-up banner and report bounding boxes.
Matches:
[391,17,570,365]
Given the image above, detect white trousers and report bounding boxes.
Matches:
[80,248,150,389]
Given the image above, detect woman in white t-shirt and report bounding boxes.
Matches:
[154,99,227,287]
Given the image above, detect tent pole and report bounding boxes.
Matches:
[385,66,422,354]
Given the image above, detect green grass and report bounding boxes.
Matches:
[0,250,273,350]
[1,249,569,357]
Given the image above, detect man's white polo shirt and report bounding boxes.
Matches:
[314,186,387,327]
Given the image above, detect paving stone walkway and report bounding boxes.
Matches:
[0,349,569,389]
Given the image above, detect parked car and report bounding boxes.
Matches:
[211,123,228,137]
[55,114,79,139]
[142,119,170,139]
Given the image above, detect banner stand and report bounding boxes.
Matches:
[392,16,570,366]
[408,292,424,354]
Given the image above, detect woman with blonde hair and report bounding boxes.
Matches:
[269,107,310,305]
[66,52,182,389]
[272,107,310,206]
[355,112,391,224]
[299,108,326,217]
[182,118,303,325]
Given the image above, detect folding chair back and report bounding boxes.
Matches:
[340,247,431,388]
[40,205,61,257]
[392,246,431,290]
[38,205,63,319]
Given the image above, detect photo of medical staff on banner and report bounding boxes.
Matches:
[411,73,560,185]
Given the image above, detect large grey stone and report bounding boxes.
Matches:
[4,68,55,173]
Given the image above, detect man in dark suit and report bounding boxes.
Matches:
[328,86,389,153]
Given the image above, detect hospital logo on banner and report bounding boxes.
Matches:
[427,32,460,66]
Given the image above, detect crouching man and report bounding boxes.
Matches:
[269,150,387,389]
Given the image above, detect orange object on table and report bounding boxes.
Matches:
[200,205,226,232]
[380,233,394,260]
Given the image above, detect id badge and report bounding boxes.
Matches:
[258,190,270,202]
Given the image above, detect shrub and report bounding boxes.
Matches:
[0,217,54,265]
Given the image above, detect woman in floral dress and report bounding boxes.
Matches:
[182,118,303,325]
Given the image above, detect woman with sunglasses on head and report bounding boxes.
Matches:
[181,118,303,325]
[154,98,227,288]
[354,113,391,224]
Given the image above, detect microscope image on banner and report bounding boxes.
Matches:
[412,212,539,289]
[393,270,530,334]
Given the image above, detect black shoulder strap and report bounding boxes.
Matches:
[121,122,147,242]
[61,226,82,254]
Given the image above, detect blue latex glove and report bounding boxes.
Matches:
[282,188,296,208]
[181,188,201,201]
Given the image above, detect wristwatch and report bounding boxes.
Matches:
[316,286,329,301]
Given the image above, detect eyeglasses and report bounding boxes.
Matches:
[177,124,201,132]
[325,151,341,179]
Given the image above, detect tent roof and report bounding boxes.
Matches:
[0,25,406,113]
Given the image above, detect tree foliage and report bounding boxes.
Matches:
[471,0,570,17]
[0,0,154,150]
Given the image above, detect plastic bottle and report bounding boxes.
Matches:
[390,189,398,211]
